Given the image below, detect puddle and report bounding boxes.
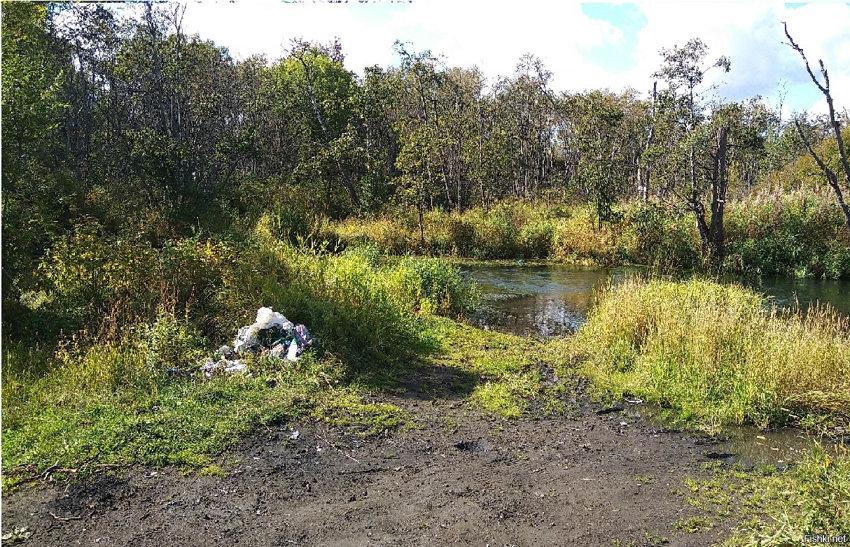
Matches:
[627,402,841,469]
[707,426,813,470]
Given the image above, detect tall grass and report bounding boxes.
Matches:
[725,190,850,278]
[324,193,850,278]
[569,278,850,429]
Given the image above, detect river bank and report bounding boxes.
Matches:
[325,193,850,280]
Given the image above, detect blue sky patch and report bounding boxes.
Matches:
[580,3,648,73]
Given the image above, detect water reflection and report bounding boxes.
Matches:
[463,264,639,336]
[755,276,850,316]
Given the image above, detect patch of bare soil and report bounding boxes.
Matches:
[3,384,738,546]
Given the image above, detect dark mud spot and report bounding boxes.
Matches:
[596,405,625,415]
[705,451,736,460]
[454,440,493,453]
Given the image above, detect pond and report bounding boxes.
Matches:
[462,262,850,338]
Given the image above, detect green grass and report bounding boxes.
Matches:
[1,315,560,491]
[2,220,563,489]
[5,212,848,541]
[2,218,484,489]
[568,278,850,431]
[421,317,573,420]
[678,444,850,545]
[1,339,379,488]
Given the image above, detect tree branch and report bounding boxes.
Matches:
[783,22,828,95]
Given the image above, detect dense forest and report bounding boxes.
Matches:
[3,4,849,541]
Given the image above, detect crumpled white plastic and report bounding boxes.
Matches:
[233,307,295,352]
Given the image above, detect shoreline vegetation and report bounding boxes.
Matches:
[4,223,849,538]
[326,192,850,279]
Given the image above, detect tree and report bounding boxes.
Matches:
[653,38,733,269]
[565,91,635,228]
[289,39,361,211]
[784,23,850,234]
[492,55,558,200]
[1,2,69,300]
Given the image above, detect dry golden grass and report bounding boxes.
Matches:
[570,278,850,429]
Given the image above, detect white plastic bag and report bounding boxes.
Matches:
[254,307,293,331]
[233,324,261,353]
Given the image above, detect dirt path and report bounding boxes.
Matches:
[3,382,740,547]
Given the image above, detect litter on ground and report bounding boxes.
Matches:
[198,307,316,378]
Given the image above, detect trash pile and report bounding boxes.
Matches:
[200,307,315,379]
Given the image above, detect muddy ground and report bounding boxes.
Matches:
[3,374,742,546]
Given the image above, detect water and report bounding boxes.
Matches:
[630,403,819,470]
[462,264,641,337]
[755,275,850,316]
[463,262,850,337]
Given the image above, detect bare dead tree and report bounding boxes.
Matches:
[784,22,850,233]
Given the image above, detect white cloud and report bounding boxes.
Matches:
[179,1,850,114]
[621,2,850,114]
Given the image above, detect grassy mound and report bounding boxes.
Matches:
[1,216,478,488]
[569,278,850,430]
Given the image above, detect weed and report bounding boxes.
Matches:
[675,516,712,533]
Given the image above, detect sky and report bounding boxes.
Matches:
[179,1,850,117]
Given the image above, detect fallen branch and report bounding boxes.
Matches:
[49,511,82,521]
[41,460,61,479]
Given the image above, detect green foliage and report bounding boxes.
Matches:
[35,223,237,340]
[1,2,71,300]
[726,191,850,278]
[620,202,701,269]
[139,313,207,372]
[2,223,483,487]
[328,196,850,278]
[565,90,645,226]
[387,256,479,316]
[570,278,850,430]
[685,444,850,544]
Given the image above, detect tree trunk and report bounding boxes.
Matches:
[638,82,657,200]
[785,24,850,236]
[418,198,425,248]
[708,125,729,271]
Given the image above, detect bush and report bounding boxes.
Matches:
[387,256,479,316]
[620,203,700,270]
